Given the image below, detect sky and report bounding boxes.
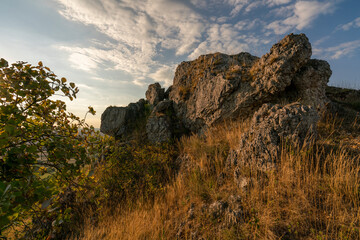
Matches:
[0,0,359,127]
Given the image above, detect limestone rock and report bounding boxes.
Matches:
[100,99,146,139]
[250,33,312,95]
[169,52,258,131]
[146,100,173,143]
[227,102,319,171]
[146,82,165,105]
[100,33,332,144]
[292,59,332,111]
[168,33,320,133]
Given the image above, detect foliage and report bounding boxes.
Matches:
[0,58,99,239]
[94,141,178,206]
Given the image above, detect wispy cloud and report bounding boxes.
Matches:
[54,0,340,88]
[188,23,253,59]
[314,40,360,59]
[266,1,336,34]
[55,0,208,85]
[149,65,175,87]
[337,17,360,31]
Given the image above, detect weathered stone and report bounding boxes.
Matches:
[208,200,228,218]
[146,82,165,105]
[292,59,332,111]
[234,168,250,190]
[164,85,173,99]
[250,33,312,95]
[100,99,146,138]
[169,52,259,132]
[168,33,320,133]
[146,100,174,143]
[227,102,319,171]
[100,33,332,144]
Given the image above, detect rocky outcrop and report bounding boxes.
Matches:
[100,99,146,139]
[250,33,311,96]
[227,102,319,171]
[146,82,165,106]
[169,52,259,132]
[100,33,332,143]
[168,33,330,132]
[146,100,174,143]
[291,59,332,111]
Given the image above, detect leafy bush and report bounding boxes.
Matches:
[0,59,99,239]
[94,141,178,206]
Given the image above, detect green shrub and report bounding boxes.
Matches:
[0,58,99,239]
[95,141,178,205]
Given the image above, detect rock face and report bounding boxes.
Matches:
[250,33,311,96]
[169,52,259,132]
[146,82,165,106]
[146,100,174,143]
[168,33,330,132]
[227,102,319,171]
[291,59,332,111]
[100,99,146,139]
[100,33,332,143]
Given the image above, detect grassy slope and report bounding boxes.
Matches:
[80,87,360,240]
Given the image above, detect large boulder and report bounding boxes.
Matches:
[100,99,146,139]
[227,102,319,171]
[250,33,312,96]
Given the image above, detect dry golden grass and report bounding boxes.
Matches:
[79,114,360,240]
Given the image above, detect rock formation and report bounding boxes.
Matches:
[100,33,332,143]
[100,99,146,139]
[145,82,165,106]
[146,100,174,143]
[227,102,319,171]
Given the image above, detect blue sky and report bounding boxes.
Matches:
[1,0,359,127]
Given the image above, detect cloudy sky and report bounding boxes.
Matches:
[1,0,359,127]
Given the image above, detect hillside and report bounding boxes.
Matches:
[76,33,360,239]
[2,33,359,239]
[81,87,360,240]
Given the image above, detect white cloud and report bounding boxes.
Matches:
[267,0,292,7]
[149,65,175,87]
[314,40,360,59]
[223,0,249,16]
[54,0,340,91]
[224,0,293,16]
[338,17,360,31]
[234,19,261,30]
[188,23,251,59]
[68,52,99,71]
[55,0,212,89]
[267,1,336,34]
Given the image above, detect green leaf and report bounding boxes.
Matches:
[4,125,15,136]
[0,58,8,67]
[27,145,37,153]
[88,106,96,115]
